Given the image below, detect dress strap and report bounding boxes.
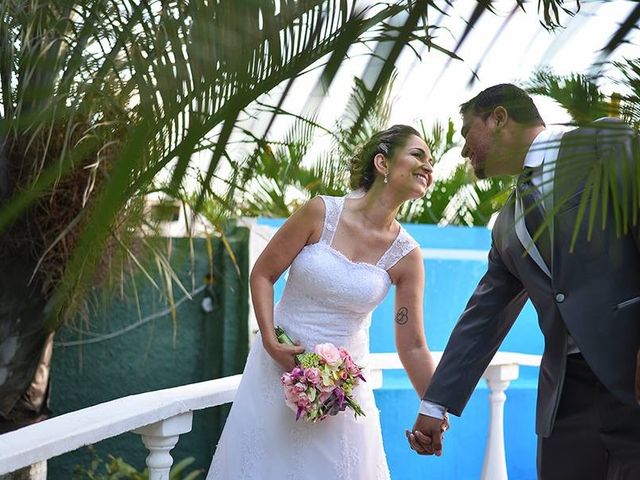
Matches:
[376,226,420,271]
[318,195,345,245]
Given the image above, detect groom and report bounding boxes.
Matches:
[408,84,640,479]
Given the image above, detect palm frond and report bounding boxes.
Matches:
[525,70,609,125]
[600,3,640,59]
[614,58,640,130]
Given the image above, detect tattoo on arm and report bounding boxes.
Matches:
[395,307,409,325]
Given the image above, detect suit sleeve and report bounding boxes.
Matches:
[423,241,528,416]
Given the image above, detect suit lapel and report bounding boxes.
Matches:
[514,190,552,278]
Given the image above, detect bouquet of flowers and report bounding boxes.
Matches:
[275,326,366,423]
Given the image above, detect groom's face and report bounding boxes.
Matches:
[460,111,496,179]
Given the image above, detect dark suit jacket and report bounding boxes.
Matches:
[424,119,640,437]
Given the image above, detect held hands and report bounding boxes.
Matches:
[406,413,449,456]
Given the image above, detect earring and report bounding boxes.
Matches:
[384,172,388,184]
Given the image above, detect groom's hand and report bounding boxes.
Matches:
[406,414,447,456]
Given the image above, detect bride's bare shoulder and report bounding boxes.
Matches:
[299,196,327,244]
[278,196,327,246]
[289,196,325,223]
[305,195,326,216]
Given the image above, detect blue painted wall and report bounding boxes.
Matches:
[259,218,544,480]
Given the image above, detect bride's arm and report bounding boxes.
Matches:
[249,197,324,371]
[390,248,436,398]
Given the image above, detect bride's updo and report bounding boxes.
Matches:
[349,124,422,191]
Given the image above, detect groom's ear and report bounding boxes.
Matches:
[493,106,508,128]
[373,153,388,176]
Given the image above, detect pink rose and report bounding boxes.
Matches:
[315,343,341,366]
[304,367,321,385]
[344,356,360,375]
[296,392,310,407]
[294,382,306,393]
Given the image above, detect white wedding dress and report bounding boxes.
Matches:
[206,195,419,480]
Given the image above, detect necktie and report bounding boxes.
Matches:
[516,167,552,269]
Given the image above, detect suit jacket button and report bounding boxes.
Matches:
[555,293,565,303]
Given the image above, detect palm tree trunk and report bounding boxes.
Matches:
[0,250,52,478]
[0,250,52,422]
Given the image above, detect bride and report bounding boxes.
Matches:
[207,125,439,479]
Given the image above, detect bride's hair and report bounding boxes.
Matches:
[349,124,421,191]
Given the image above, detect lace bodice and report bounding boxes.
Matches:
[275,195,419,361]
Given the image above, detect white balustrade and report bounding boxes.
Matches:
[0,374,241,476]
[371,351,540,480]
[0,352,540,478]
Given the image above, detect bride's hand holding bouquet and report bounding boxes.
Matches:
[275,326,366,423]
[263,328,305,372]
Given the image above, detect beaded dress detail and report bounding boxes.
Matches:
[207,195,419,480]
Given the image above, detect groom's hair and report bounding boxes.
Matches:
[460,84,545,127]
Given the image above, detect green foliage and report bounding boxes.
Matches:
[0,0,632,327]
[525,70,610,124]
[523,64,640,244]
[402,166,512,226]
[73,446,203,480]
[0,1,410,329]
[226,71,398,218]
[614,57,640,131]
[221,72,511,226]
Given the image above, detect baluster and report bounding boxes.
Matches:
[480,364,519,480]
[134,412,193,480]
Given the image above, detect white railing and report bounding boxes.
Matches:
[0,352,540,480]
